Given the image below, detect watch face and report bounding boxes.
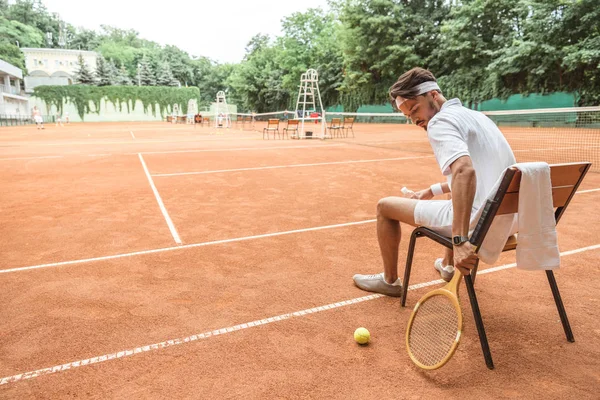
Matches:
[453,236,466,245]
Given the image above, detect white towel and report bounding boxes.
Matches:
[472,173,518,265]
[514,162,560,270]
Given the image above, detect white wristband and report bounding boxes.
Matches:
[430,183,443,196]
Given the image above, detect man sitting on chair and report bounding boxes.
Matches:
[353,67,517,297]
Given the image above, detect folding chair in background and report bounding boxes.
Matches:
[342,117,355,138]
[263,119,281,139]
[283,119,299,139]
[401,162,591,369]
[328,118,343,138]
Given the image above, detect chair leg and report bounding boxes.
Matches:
[471,259,480,285]
[546,270,575,342]
[464,274,495,369]
[401,231,419,307]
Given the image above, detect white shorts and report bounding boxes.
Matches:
[414,200,455,237]
[34,115,43,123]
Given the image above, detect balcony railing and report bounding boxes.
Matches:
[0,84,25,96]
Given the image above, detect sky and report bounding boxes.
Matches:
[41,0,331,63]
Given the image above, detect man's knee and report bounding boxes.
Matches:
[377,197,394,218]
[377,196,417,225]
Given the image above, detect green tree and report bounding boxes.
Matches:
[95,56,113,86]
[116,64,133,86]
[156,60,179,86]
[74,53,96,84]
[0,16,45,47]
[68,27,100,50]
[138,56,156,86]
[0,41,26,70]
[336,0,450,109]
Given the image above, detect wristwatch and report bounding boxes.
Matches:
[453,236,469,246]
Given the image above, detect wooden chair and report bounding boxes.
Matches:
[166,116,173,123]
[328,118,343,138]
[202,117,210,126]
[283,119,299,139]
[263,119,280,139]
[342,117,355,138]
[243,116,253,129]
[401,162,591,369]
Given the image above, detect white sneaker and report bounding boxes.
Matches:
[353,272,403,297]
[434,258,455,282]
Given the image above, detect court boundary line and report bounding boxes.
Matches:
[130,131,136,139]
[138,153,182,245]
[0,155,64,161]
[1,243,598,386]
[0,144,350,161]
[0,220,376,274]
[1,187,598,275]
[577,188,600,194]
[136,143,347,155]
[152,155,435,177]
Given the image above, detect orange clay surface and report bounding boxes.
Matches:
[1,121,599,399]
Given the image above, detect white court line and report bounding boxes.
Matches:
[137,143,346,155]
[576,188,600,194]
[130,131,136,139]
[1,186,598,275]
[0,219,376,274]
[87,154,112,157]
[153,156,434,177]
[138,154,182,245]
[1,243,599,386]
[0,155,64,161]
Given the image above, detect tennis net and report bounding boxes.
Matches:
[328,107,600,172]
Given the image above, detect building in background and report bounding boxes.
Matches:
[21,48,98,93]
[0,59,29,116]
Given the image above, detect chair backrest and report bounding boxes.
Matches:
[203,117,210,123]
[344,117,355,127]
[267,119,280,128]
[287,119,299,127]
[244,116,253,122]
[470,162,591,247]
[330,118,341,127]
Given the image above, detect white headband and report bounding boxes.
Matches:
[395,81,441,108]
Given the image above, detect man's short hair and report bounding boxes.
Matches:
[389,67,439,110]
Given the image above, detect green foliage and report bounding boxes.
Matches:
[95,56,112,86]
[116,64,133,86]
[0,15,44,47]
[33,85,200,120]
[0,40,26,70]
[138,56,156,86]
[156,60,179,87]
[74,53,95,84]
[4,0,600,112]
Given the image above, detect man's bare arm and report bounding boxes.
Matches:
[450,156,478,274]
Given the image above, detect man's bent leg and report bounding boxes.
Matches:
[377,197,418,283]
[353,197,418,297]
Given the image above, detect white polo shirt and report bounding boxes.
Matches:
[427,98,516,211]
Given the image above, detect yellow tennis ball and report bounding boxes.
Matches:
[354,327,370,344]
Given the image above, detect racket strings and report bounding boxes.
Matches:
[408,295,459,367]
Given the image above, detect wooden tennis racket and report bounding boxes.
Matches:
[405,169,516,370]
[405,268,465,369]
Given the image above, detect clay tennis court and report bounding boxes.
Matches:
[1,121,599,398]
